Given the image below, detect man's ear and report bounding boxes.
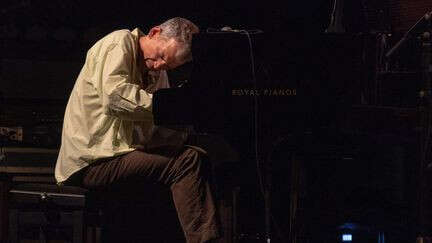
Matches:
[148,27,162,39]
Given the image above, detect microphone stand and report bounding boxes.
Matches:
[325,0,345,34]
[384,11,431,241]
[418,19,432,242]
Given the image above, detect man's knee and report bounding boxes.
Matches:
[180,147,211,175]
[185,145,208,158]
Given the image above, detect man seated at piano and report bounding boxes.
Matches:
[54,17,220,243]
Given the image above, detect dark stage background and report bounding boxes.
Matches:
[1,0,431,97]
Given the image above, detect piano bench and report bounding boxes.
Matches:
[8,182,184,243]
[8,183,100,243]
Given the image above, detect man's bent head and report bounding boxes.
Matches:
[140,17,199,71]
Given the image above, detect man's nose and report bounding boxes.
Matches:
[154,61,164,70]
[153,60,166,70]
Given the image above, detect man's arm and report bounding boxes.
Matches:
[101,39,153,121]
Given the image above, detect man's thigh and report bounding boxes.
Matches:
[82,146,207,189]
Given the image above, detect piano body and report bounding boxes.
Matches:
[155,29,425,241]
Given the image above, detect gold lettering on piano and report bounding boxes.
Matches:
[232,89,296,96]
[232,89,260,96]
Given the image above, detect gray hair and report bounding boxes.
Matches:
[158,17,199,62]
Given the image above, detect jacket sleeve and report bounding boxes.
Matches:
[101,38,153,121]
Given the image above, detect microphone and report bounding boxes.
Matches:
[220,26,241,32]
[177,79,188,87]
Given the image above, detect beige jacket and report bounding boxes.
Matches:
[55,28,169,183]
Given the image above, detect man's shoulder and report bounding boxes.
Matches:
[110,29,133,36]
[88,28,138,55]
[106,29,135,42]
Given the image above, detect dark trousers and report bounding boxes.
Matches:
[68,146,220,243]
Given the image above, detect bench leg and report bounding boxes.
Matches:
[8,209,18,243]
[73,210,85,243]
[0,178,11,243]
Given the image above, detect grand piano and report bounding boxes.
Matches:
[154,29,424,241]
